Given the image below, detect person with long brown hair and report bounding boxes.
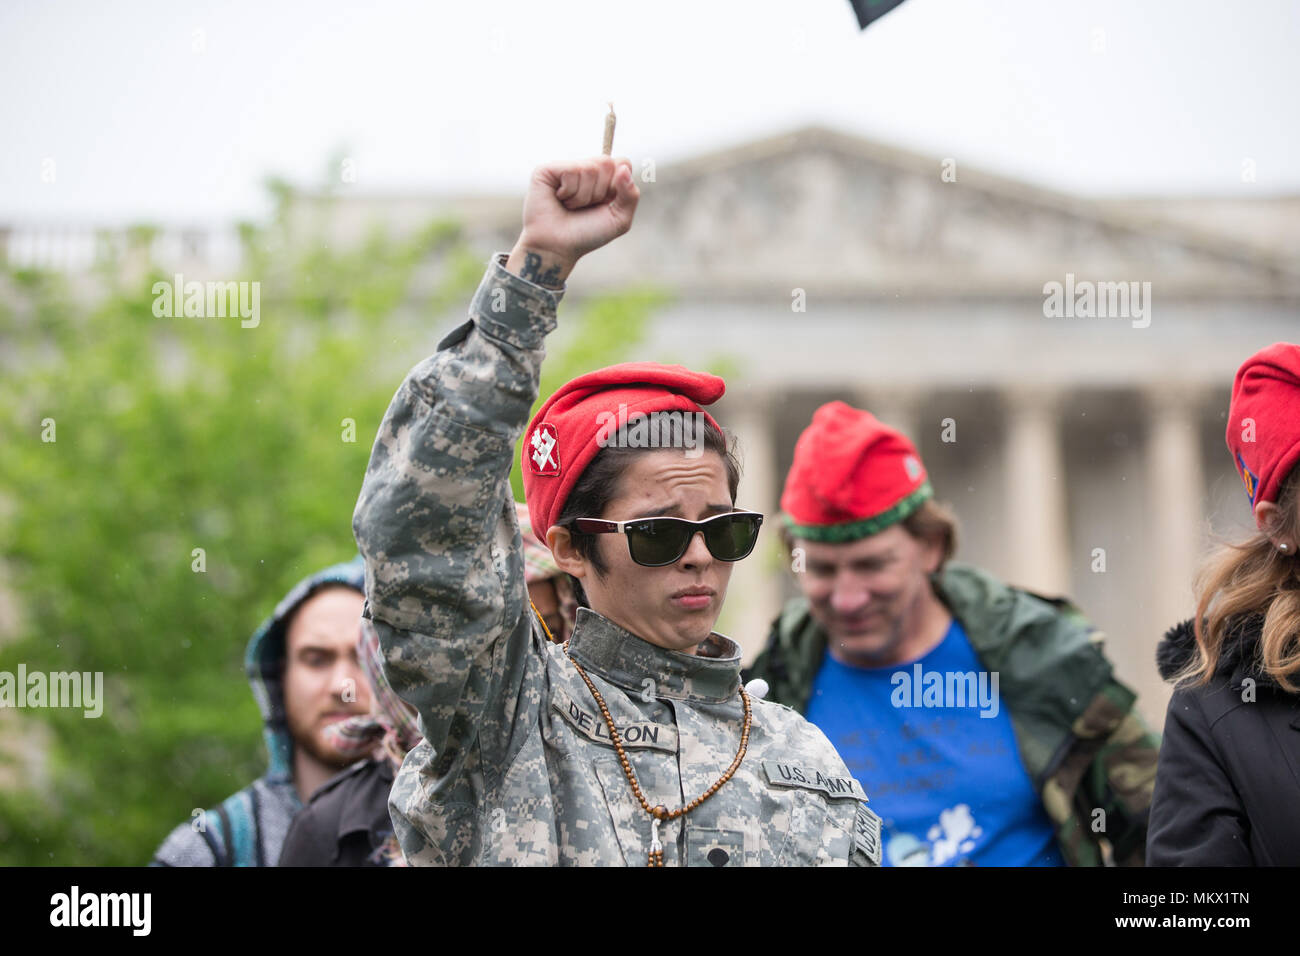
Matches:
[1148,342,1300,865]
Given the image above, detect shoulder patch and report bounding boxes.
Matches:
[852,804,883,866]
[311,758,374,799]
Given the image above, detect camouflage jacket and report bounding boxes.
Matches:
[745,565,1160,866]
[352,255,882,866]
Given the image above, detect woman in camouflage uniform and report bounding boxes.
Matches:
[353,155,880,866]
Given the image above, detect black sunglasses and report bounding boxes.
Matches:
[572,511,764,568]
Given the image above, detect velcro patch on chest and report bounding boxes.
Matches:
[761,760,867,800]
[552,686,678,753]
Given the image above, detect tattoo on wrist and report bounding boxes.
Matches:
[520,251,564,289]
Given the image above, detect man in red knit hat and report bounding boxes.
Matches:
[353,155,881,866]
[746,402,1159,866]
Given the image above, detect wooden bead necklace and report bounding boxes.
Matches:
[531,601,754,866]
[562,637,752,867]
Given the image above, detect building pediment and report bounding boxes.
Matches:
[578,125,1298,298]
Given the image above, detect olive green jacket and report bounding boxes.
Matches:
[744,563,1159,866]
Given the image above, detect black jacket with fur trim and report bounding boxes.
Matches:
[1147,616,1300,865]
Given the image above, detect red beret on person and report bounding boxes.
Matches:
[521,362,725,538]
[1226,342,1300,507]
[781,401,932,543]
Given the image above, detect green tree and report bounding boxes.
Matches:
[0,176,665,865]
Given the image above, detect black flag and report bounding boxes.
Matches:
[849,0,908,30]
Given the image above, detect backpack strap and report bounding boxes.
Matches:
[209,804,236,867]
[248,786,266,868]
[215,791,259,867]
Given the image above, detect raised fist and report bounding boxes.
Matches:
[507,155,639,288]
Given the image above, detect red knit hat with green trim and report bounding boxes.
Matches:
[1226,342,1300,507]
[781,401,931,542]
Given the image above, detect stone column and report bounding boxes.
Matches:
[858,388,923,447]
[720,390,782,661]
[1002,389,1071,595]
[1145,388,1206,640]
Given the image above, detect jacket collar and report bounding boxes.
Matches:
[565,608,741,703]
[772,563,1120,779]
[931,563,1115,698]
[777,562,1101,670]
[336,759,395,845]
[1157,615,1278,689]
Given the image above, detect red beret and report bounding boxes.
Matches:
[1226,342,1300,507]
[521,362,725,537]
[781,401,931,542]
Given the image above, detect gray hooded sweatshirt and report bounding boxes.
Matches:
[151,558,365,866]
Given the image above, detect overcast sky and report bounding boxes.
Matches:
[2,0,1297,227]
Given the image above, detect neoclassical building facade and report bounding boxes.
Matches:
[7,126,1296,730]
[292,126,1300,729]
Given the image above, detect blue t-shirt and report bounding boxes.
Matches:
[804,618,1064,867]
